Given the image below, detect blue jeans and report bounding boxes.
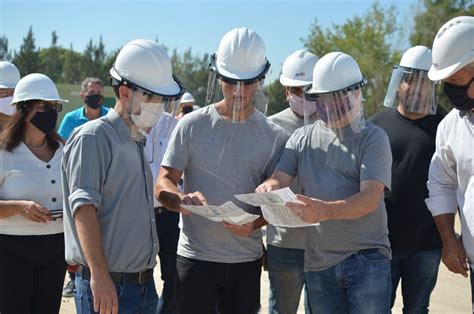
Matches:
[390,249,441,313]
[155,211,180,314]
[306,250,391,314]
[470,268,474,313]
[267,245,312,314]
[74,273,158,314]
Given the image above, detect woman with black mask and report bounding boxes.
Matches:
[0,73,68,314]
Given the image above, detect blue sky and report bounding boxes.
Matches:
[0,0,415,82]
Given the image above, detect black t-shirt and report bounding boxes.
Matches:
[369,108,444,252]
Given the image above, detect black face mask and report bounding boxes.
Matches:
[182,106,193,115]
[443,78,474,111]
[84,94,103,109]
[30,109,58,135]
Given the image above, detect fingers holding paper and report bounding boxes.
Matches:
[286,194,329,224]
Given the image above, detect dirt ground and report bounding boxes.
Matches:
[60,221,471,313]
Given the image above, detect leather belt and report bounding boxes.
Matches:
[78,265,153,284]
[154,206,167,215]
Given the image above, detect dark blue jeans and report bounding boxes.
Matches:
[155,210,180,314]
[470,268,474,313]
[390,249,441,313]
[267,244,312,314]
[305,250,391,314]
[74,273,158,314]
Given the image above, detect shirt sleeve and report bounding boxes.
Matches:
[275,131,300,178]
[58,114,74,140]
[161,119,190,171]
[425,118,458,216]
[360,128,392,190]
[62,132,111,215]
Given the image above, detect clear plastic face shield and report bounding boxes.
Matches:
[383,66,437,114]
[286,86,318,125]
[206,54,270,123]
[305,80,366,139]
[112,77,184,142]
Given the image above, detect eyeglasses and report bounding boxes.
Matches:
[30,102,63,112]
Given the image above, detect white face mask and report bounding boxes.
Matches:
[131,102,165,130]
[288,93,317,117]
[0,96,16,116]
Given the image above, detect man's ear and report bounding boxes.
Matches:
[79,91,85,100]
[285,87,291,101]
[119,85,131,103]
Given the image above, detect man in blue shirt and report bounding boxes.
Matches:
[58,77,109,140]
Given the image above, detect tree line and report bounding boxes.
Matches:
[1,0,472,116]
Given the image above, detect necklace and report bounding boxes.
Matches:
[25,139,47,150]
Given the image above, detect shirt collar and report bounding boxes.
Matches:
[106,109,133,142]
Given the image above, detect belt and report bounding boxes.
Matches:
[154,206,167,215]
[78,265,153,284]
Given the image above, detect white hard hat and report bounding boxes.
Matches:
[0,61,21,89]
[428,16,474,81]
[214,27,270,80]
[110,39,184,96]
[280,50,319,87]
[11,73,68,105]
[399,45,432,70]
[308,52,365,93]
[181,92,195,103]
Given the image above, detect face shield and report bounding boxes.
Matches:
[112,77,184,142]
[305,80,366,139]
[286,86,318,125]
[383,66,437,115]
[206,54,270,123]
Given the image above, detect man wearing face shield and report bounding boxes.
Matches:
[262,49,318,314]
[0,61,20,128]
[370,45,444,312]
[156,27,288,313]
[61,39,184,314]
[257,52,393,313]
[424,16,474,305]
[58,77,109,140]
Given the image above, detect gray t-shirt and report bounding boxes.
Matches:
[162,104,289,263]
[62,109,159,272]
[277,121,392,272]
[268,108,316,249]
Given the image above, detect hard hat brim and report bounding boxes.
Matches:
[279,75,312,87]
[215,62,267,81]
[0,83,16,89]
[428,52,474,81]
[110,67,183,96]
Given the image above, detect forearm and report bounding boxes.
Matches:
[253,216,267,229]
[156,178,185,211]
[75,205,109,275]
[0,200,22,218]
[323,188,383,221]
[433,213,457,243]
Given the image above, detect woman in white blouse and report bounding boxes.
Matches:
[0,73,68,314]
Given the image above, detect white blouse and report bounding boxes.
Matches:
[0,142,64,235]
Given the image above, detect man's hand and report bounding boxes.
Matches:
[441,236,469,277]
[255,178,280,193]
[17,200,51,223]
[90,272,118,314]
[179,191,208,215]
[223,221,256,237]
[286,194,329,223]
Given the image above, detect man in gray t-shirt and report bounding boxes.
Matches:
[258,52,392,313]
[156,28,288,314]
[265,49,318,314]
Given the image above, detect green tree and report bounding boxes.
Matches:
[170,47,209,107]
[303,2,402,117]
[0,36,12,61]
[410,0,474,47]
[38,31,65,82]
[266,79,287,116]
[61,44,85,84]
[13,26,40,75]
[82,37,107,81]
